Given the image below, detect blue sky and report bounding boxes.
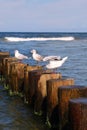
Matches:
[0,0,87,32]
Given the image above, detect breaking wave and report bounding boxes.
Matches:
[4,36,75,42]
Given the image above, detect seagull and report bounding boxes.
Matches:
[15,50,29,60]
[31,49,43,64]
[31,49,62,63]
[45,56,68,72]
[43,55,61,61]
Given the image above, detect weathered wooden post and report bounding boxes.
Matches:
[24,65,42,103]
[2,57,18,77]
[58,85,87,130]
[69,97,87,130]
[34,72,62,116]
[2,57,18,89]
[0,51,10,80]
[46,78,74,128]
[9,62,17,93]
[9,62,27,96]
[26,69,48,105]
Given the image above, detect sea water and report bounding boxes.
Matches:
[1,32,87,85]
[0,32,87,129]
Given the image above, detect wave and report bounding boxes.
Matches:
[4,36,75,42]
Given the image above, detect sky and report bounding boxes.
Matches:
[0,0,87,32]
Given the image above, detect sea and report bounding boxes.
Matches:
[0,32,87,130]
[1,32,87,85]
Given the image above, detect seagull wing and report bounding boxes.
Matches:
[17,52,28,59]
[46,56,68,69]
[35,53,43,61]
[43,56,61,61]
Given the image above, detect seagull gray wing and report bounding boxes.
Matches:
[43,55,61,61]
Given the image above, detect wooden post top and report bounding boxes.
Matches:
[69,97,87,104]
[0,51,10,55]
[47,77,73,82]
[59,85,87,90]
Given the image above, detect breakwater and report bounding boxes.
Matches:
[0,51,87,130]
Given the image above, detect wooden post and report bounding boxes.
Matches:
[2,57,18,77]
[2,57,18,89]
[58,85,87,130]
[0,52,10,80]
[34,72,62,116]
[0,51,10,56]
[46,78,74,127]
[24,65,42,103]
[9,62,27,95]
[26,69,49,105]
[69,98,87,130]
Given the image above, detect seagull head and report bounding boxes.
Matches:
[15,50,19,54]
[31,49,36,54]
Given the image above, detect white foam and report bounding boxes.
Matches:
[5,36,74,42]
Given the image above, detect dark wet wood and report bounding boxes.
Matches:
[2,57,18,76]
[9,62,27,94]
[2,57,19,87]
[69,98,87,130]
[26,69,50,105]
[0,52,10,78]
[58,85,87,130]
[24,65,42,102]
[34,72,62,115]
[46,78,74,125]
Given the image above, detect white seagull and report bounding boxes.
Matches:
[43,55,61,61]
[15,50,28,60]
[31,49,62,62]
[31,49,43,64]
[45,56,68,71]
